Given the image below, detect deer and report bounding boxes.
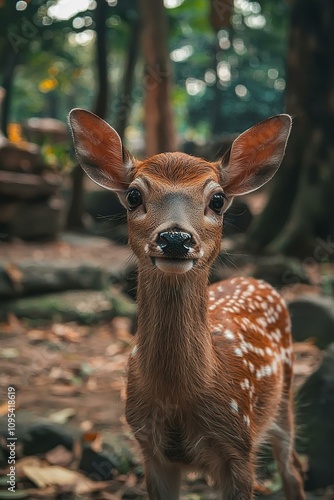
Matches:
[69,109,306,500]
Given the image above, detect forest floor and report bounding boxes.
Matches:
[0,235,332,499]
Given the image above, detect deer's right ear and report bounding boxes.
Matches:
[68,108,134,194]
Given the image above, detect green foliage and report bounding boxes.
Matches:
[167,0,289,137]
[0,0,290,143]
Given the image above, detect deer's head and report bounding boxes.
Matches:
[69,111,291,275]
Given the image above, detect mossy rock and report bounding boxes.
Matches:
[0,289,136,325]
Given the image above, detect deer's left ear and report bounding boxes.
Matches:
[218,115,292,197]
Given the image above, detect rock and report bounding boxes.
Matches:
[0,136,44,173]
[0,261,108,299]
[0,170,61,200]
[297,343,334,490]
[0,234,135,296]
[0,289,136,324]
[22,422,75,456]
[22,117,68,145]
[288,295,334,348]
[252,255,310,289]
[224,198,253,236]
[5,195,65,240]
[79,446,116,481]
[0,417,77,459]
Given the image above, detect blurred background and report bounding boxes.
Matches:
[0,0,334,498]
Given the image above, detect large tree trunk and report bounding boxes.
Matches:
[1,48,19,137]
[139,0,176,155]
[246,0,334,257]
[209,0,233,136]
[66,0,109,231]
[116,18,140,141]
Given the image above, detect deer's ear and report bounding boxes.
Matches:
[68,108,134,193]
[218,115,292,196]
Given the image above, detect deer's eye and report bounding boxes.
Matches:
[127,188,142,210]
[209,193,226,214]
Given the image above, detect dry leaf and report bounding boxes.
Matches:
[51,323,80,343]
[45,445,74,467]
[48,407,76,424]
[22,463,83,488]
[75,479,109,495]
[80,420,93,432]
[0,402,8,417]
[51,384,80,397]
[5,263,23,287]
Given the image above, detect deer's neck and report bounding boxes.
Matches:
[135,263,215,397]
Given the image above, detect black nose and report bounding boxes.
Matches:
[157,231,193,258]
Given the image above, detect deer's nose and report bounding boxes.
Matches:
[157,231,193,258]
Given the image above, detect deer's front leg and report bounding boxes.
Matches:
[144,458,181,500]
[219,458,254,500]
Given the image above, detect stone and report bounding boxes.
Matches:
[0,234,135,297]
[297,343,334,489]
[252,255,310,289]
[0,289,136,324]
[0,170,61,200]
[288,295,334,348]
[0,261,108,299]
[22,117,68,145]
[79,446,116,481]
[5,195,65,240]
[0,136,44,173]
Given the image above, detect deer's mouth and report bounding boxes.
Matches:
[151,257,195,274]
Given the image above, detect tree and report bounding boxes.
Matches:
[209,0,233,135]
[138,0,176,155]
[66,0,110,230]
[246,0,334,257]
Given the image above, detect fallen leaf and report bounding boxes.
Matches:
[27,329,48,342]
[0,402,8,417]
[75,478,109,495]
[0,347,19,359]
[51,323,81,342]
[45,445,74,467]
[5,263,23,288]
[48,407,76,424]
[22,463,82,488]
[51,384,80,397]
[80,420,93,432]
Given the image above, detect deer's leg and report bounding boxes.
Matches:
[269,397,305,500]
[217,458,254,500]
[144,458,181,500]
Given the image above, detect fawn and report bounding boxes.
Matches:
[69,110,305,500]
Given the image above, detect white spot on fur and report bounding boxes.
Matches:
[230,399,238,413]
[243,414,251,427]
[224,330,234,340]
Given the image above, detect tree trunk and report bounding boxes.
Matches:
[246,0,334,257]
[66,0,109,231]
[116,18,140,141]
[209,0,234,136]
[0,48,19,137]
[139,0,176,155]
